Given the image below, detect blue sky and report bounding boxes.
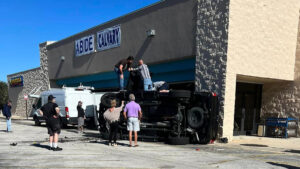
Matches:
[0,0,160,82]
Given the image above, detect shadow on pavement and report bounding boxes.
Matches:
[11,120,37,127]
[284,149,300,154]
[64,129,80,134]
[88,140,130,147]
[240,144,268,147]
[267,162,300,169]
[82,132,100,138]
[31,143,49,150]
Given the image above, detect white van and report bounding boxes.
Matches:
[30,86,104,127]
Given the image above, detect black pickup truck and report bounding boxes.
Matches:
[98,72,219,145]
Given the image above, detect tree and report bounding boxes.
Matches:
[0,81,8,110]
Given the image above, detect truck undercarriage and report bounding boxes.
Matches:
[98,89,219,144]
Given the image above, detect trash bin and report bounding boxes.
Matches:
[257,124,266,137]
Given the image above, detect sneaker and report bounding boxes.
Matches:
[113,143,118,147]
[53,147,63,151]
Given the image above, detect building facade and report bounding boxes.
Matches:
[7,42,54,117]
[8,0,300,140]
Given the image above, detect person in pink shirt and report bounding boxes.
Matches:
[123,94,142,147]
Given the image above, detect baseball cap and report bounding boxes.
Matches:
[48,95,56,101]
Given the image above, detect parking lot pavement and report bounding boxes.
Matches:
[0,119,300,169]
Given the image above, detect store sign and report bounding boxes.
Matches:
[75,34,95,57]
[10,76,24,87]
[97,25,121,51]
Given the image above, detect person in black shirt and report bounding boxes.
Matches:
[77,101,85,133]
[114,56,134,90]
[2,100,12,132]
[39,95,63,151]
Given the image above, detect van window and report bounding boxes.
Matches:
[55,95,65,107]
[42,96,48,106]
[36,98,42,109]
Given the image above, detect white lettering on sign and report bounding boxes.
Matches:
[75,34,95,57]
[97,25,121,51]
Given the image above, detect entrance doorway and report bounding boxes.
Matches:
[234,82,262,135]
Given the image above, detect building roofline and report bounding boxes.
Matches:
[46,0,165,47]
[7,67,41,78]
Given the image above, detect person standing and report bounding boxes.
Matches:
[2,100,12,132]
[103,100,123,146]
[114,56,134,90]
[123,94,142,147]
[39,95,63,151]
[77,101,85,133]
[130,59,153,91]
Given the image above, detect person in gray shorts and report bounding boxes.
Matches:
[123,94,142,147]
[77,101,85,133]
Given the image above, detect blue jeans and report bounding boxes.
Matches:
[6,118,11,132]
[114,67,124,90]
[144,78,153,91]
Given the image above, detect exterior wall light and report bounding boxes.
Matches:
[147,29,156,37]
[61,56,65,61]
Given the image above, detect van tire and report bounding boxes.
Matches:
[34,116,41,126]
[61,122,68,129]
[167,136,190,145]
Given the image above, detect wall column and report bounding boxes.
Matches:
[195,0,230,137]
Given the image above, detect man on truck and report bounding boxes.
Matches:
[129,59,153,91]
[39,95,63,151]
[114,56,134,90]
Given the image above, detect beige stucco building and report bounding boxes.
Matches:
[222,0,300,139]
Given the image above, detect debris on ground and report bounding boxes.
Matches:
[10,142,17,146]
[219,137,228,143]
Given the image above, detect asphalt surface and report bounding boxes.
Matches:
[0,118,300,169]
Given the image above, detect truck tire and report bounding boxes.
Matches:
[167,137,190,145]
[101,93,121,108]
[187,107,207,129]
[199,135,211,144]
[169,90,191,98]
[34,116,41,126]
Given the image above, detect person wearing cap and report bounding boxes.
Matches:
[114,56,134,90]
[123,94,142,147]
[103,100,124,146]
[39,95,63,151]
[77,101,85,133]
